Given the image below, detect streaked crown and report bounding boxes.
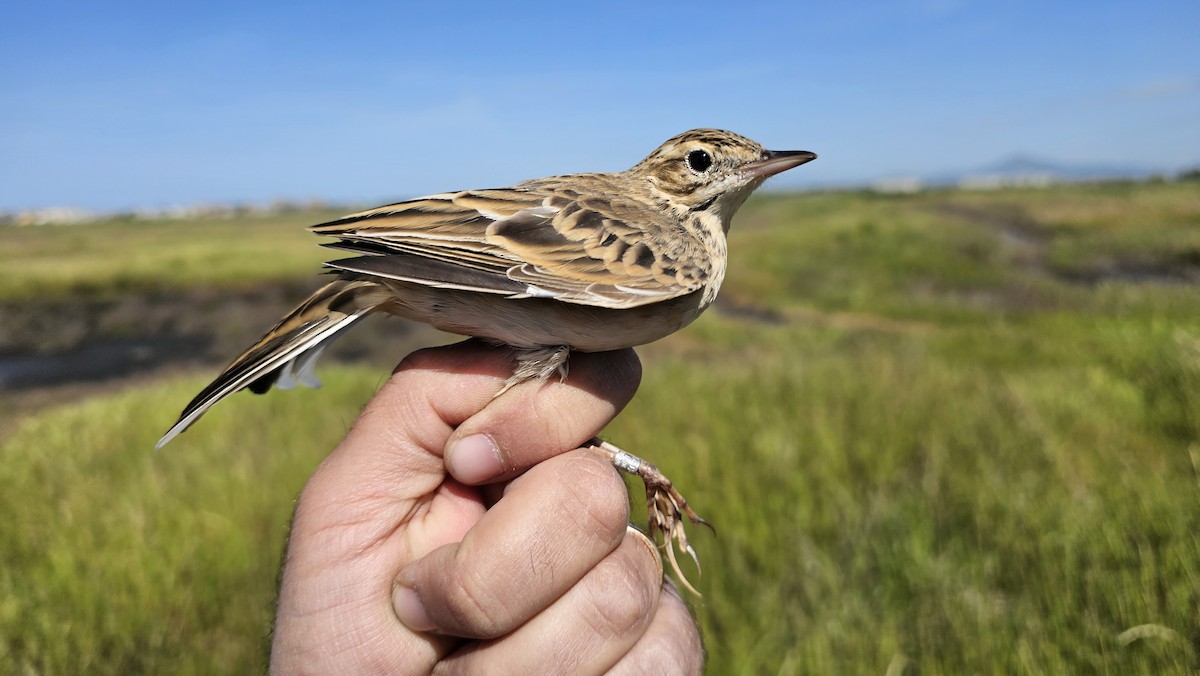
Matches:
[625,129,818,229]
[627,129,769,203]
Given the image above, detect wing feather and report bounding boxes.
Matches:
[325,253,527,295]
[309,185,707,309]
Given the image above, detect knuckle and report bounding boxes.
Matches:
[622,636,704,676]
[611,596,705,675]
[580,554,657,640]
[440,563,508,639]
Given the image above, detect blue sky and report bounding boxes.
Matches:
[2,1,1198,211]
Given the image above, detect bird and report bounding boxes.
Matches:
[158,128,816,588]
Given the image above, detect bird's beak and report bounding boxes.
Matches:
[742,150,818,179]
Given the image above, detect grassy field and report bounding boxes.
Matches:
[2,181,1199,673]
[0,208,345,301]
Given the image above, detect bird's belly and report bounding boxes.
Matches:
[380,282,707,352]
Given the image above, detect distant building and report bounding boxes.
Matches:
[957,172,1056,190]
[870,176,923,194]
[132,203,238,220]
[13,206,97,225]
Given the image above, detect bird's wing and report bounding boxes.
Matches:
[310,187,709,309]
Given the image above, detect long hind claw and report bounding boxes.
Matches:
[588,438,710,595]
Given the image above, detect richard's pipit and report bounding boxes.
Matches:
[159,128,816,588]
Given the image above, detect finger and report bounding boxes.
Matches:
[607,578,705,675]
[393,450,631,638]
[298,341,521,517]
[281,342,524,581]
[444,348,642,486]
[272,342,538,671]
[434,528,664,675]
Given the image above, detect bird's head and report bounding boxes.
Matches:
[628,128,816,225]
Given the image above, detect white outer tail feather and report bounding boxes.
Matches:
[155,311,367,449]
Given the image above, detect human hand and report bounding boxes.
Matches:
[269,341,703,674]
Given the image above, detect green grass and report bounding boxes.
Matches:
[0,210,344,301]
[621,319,1199,674]
[0,369,384,674]
[3,181,1199,672]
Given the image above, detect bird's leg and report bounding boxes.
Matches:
[493,347,711,591]
[495,345,571,397]
[586,437,711,595]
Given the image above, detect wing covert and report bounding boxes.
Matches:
[310,186,707,309]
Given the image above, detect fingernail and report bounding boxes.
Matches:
[446,433,503,484]
[392,583,436,632]
[627,525,664,580]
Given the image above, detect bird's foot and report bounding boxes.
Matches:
[587,437,711,595]
[495,345,570,397]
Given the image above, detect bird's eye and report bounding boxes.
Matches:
[685,149,713,173]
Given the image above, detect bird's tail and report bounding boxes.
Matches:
[157,277,387,448]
